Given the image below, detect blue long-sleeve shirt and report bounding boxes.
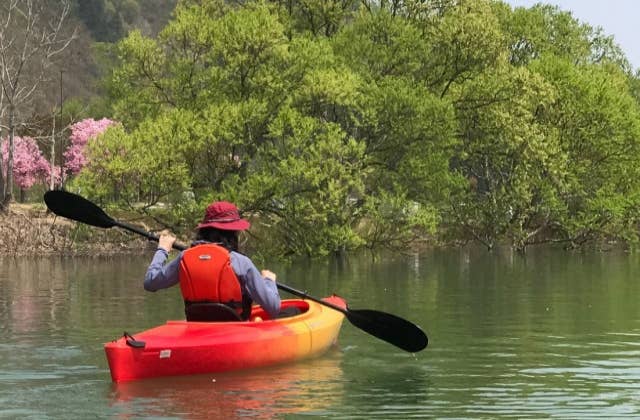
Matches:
[144,247,281,318]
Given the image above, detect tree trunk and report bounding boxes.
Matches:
[50,112,56,190]
[5,105,15,204]
[0,127,4,204]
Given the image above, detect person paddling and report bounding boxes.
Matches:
[144,201,281,321]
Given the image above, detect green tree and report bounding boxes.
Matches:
[76,115,190,205]
[497,2,629,69]
[77,0,640,256]
[269,0,358,37]
[84,1,459,255]
[225,108,368,256]
[332,9,458,246]
[445,64,562,250]
[532,58,640,248]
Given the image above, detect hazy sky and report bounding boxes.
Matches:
[505,0,639,70]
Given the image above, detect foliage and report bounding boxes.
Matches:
[63,118,115,176]
[65,0,640,256]
[531,58,640,248]
[74,116,190,208]
[269,0,358,37]
[1,137,50,191]
[226,108,369,256]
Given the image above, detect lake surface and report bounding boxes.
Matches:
[1,247,640,419]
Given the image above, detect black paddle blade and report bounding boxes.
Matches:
[346,309,428,353]
[44,190,116,228]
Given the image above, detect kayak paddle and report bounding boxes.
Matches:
[276,282,428,352]
[44,190,429,353]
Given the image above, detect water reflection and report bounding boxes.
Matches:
[336,348,431,419]
[110,352,344,419]
[2,249,640,418]
[1,258,70,335]
[420,329,640,418]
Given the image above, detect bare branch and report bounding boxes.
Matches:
[0,0,75,203]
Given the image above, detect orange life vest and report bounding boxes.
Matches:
[178,243,247,318]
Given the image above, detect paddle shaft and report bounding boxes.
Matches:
[276,283,348,315]
[117,220,167,245]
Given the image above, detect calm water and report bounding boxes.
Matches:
[1,247,640,419]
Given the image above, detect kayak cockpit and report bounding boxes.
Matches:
[182,298,311,323]
[185,302,243,322]
[250,299,309,322]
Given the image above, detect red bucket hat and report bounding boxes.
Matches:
[196,201,250,231]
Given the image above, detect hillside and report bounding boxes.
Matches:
[74,0,178,42]
[26,0,177,117]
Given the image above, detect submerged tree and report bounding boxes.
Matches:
[76,0,640,255]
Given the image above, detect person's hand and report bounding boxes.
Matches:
[261,269,276,282]
[158,231,176,252]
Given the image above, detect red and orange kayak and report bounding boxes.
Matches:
[104,295,346,382]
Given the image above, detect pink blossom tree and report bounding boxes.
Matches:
[1,136,51,201]
[63,118,115,177]
[0,118,115,200]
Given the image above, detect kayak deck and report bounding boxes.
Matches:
[105,295,346,382]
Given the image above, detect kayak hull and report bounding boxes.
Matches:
[104,295,346,382]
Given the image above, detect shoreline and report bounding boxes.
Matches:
[0,204,154,257]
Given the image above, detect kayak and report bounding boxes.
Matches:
[104,295,346,382]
